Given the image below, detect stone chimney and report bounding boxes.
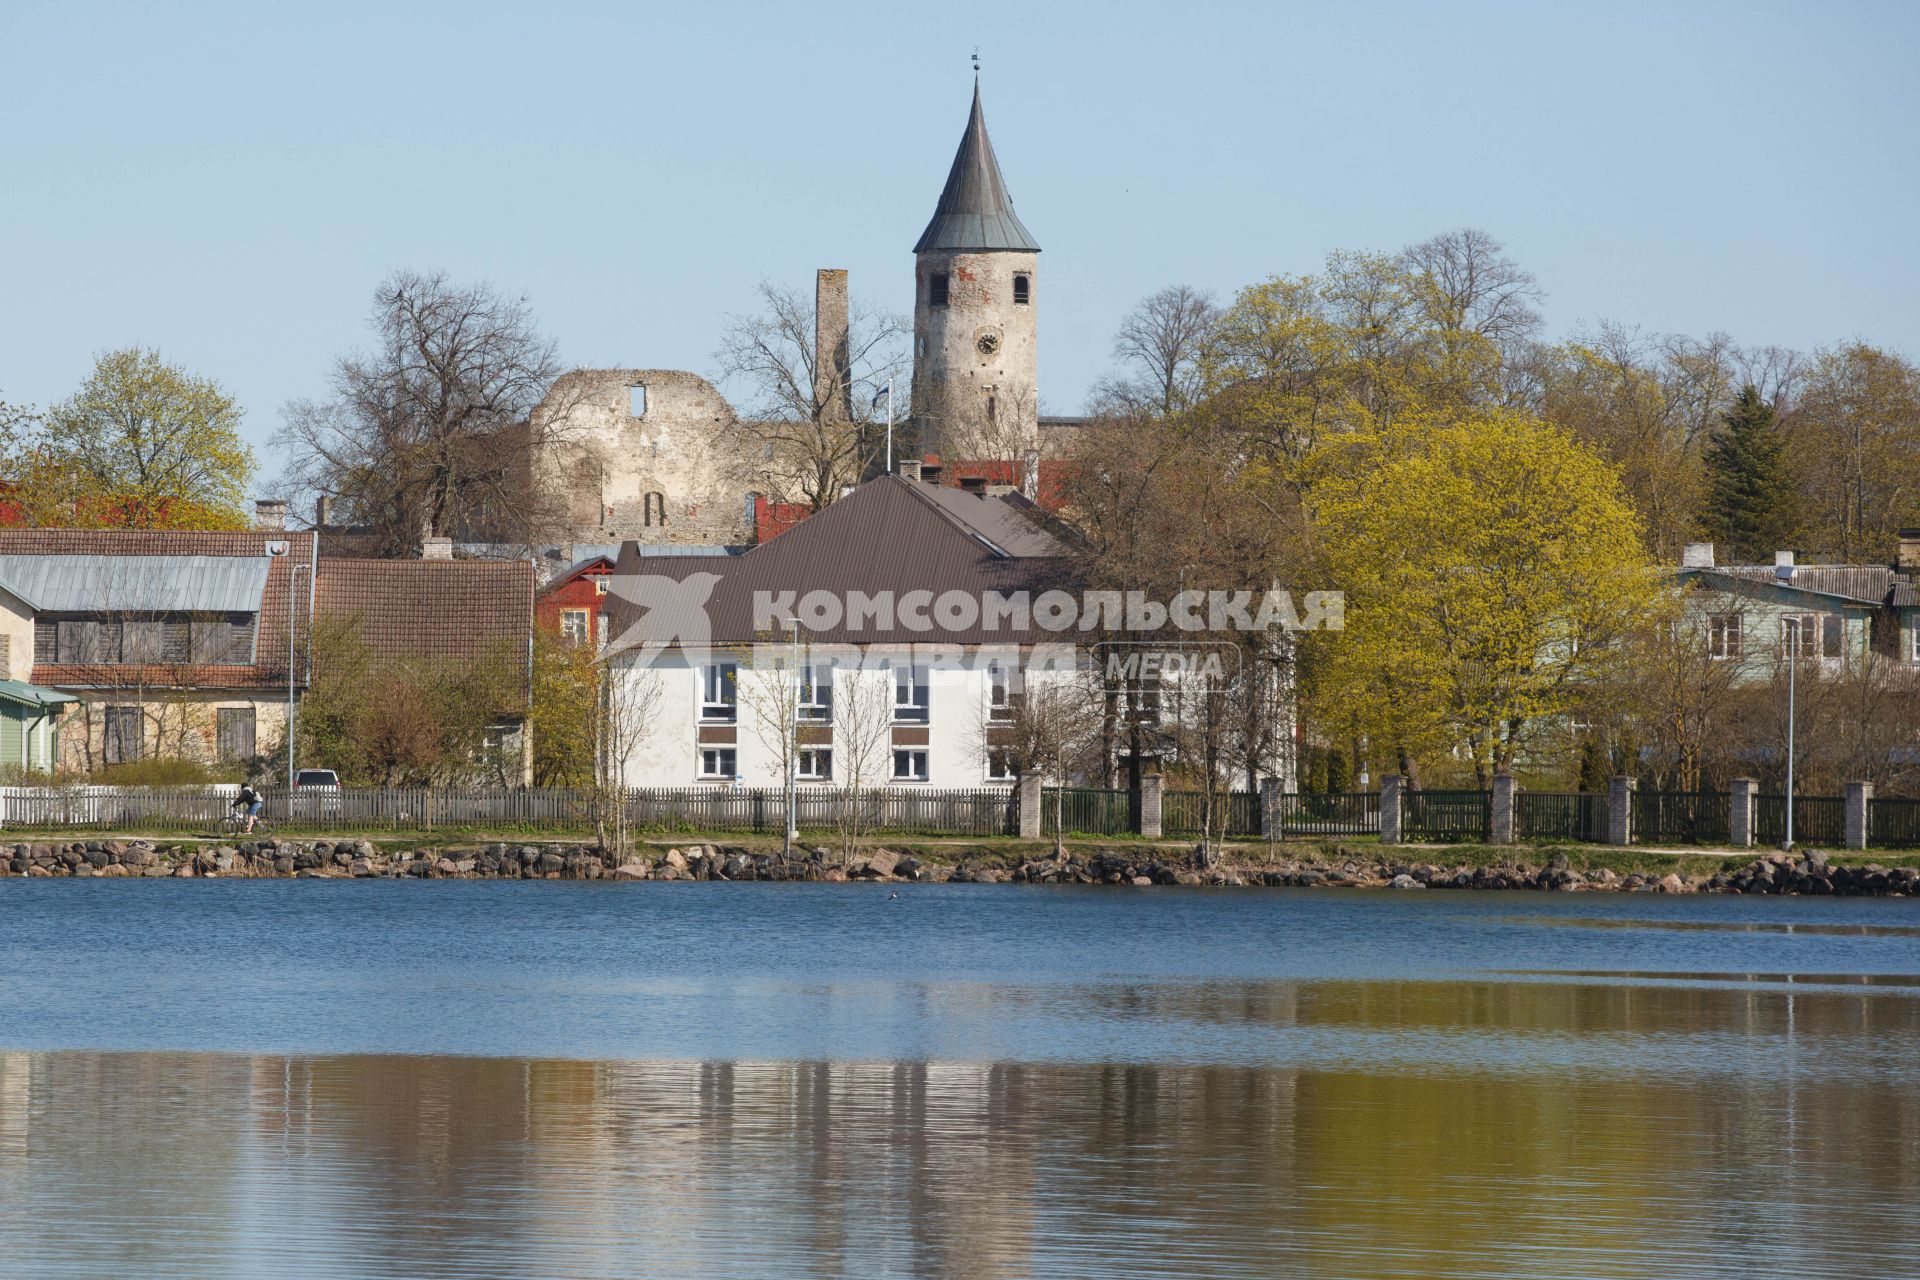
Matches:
[421,536,454,561]
[315,495,334,529]
[1021,448,1041,500]
[254,498,287,531]
[813,268,851,423]
[898,458,923,482]
[1774,550,1796,576]
[1897,528,1920,571]
[1680,542,1714,568]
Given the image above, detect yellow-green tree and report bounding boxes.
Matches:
[529,630,600,786]
[1306,412,1656,784]
[33,348,255,529]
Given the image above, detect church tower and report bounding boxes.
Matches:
[911,76,1040,463]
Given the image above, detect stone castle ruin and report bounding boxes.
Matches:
[530,77,1051,550]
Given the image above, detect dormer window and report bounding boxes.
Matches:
[929,273,950,307]
[1013,273,1030,305]
[628,385,648,418]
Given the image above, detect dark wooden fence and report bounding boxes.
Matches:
[1514,792,1606,843]
[1403,789,1491,842]
[1266,791,1381,837]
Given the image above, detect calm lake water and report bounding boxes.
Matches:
[2,882,1918,1278]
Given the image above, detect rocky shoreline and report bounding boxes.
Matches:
[4,838,1917,896]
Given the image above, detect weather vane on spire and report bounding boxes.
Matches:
[972,48,980,79]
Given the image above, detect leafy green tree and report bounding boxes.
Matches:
[1698,384,1796,563]
[37,348,255,528]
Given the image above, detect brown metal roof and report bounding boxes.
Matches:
[609,475,1078,647]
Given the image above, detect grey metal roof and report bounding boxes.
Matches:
[913,81,1041,254]
[1685,564,1918,607]
[0,555,272,613]
[0,679,78,707]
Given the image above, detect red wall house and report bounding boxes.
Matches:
[535,556,615,648]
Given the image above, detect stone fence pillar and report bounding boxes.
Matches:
[1138,774,1164,839]
[1607,776,1636,846]
[1490,773,1516,844]
[1260,776,1284,839]
[1018,773,1043,840]
[1729,778,1757,848]
[1845,780,1873,851]
[1380,775,1404,845]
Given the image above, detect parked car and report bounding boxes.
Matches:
[291,768,342,819]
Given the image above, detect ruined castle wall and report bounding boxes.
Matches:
[533,370,765,547]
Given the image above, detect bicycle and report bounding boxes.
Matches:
[219,809,272,839]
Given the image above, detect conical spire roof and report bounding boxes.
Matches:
[913,80,1040,254]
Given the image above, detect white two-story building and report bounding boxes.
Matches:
[603,469,1088,791]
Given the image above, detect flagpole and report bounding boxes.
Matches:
[885,377,895,474]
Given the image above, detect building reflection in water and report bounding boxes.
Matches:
[0,977,1917,1278]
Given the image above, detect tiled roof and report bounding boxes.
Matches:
[0,528,317,692]
[315,558,534,702]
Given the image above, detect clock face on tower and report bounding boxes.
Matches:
[976,330,1001,357]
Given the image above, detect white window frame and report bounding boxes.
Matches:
[893,663,930,724]
[891,748,930,782]
[560,608,592,647]
[987,659,1016,723]
[1708,613,1742,661]
[699,747,736,779]
[701,662,738,723]
[1911,624,1920,664]
[797,748,833,781]
[986,746,1017,781]
[799,663,833,723]
[1780,612,1834,660]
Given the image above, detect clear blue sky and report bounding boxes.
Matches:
[3,0,1915,485]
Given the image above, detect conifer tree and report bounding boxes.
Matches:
[1699,385,1795,563]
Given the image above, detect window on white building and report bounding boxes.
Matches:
[1708,613,1742,660]
[987,659,1017,722]
[699,748,736,779]
[893,664,930,724]
[986,747,1017,781]
[798,749,833,781]
[892,749,929,782]
[702,663,738,722]
[799,663,833,722]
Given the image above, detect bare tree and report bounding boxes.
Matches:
[1111,285,1220,416]
[831,662,894,861]
[595,659,662,861]
[714,279,907,510]
[1400,227,1544,346]
[279,271,568,555]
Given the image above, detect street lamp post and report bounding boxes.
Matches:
[1775,558,1796,850]
[287,561,311,794]
[785,617,800,857]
